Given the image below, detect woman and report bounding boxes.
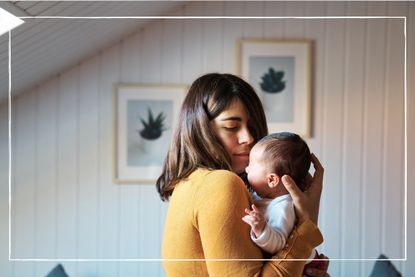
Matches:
[156,73,329,276]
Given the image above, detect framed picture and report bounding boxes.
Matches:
[237,39,312,137]
[113,84,187,183]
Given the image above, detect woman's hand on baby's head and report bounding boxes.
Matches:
[242,204,266,237]
[282,153,324,225]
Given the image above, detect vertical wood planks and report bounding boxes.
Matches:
[339,3,367,276]
[0,102,14,275]
[320,5,347,277]
[303,2,326,161]
[383,2,406,267]
[96,45,120,277]
[13,91,36,275]
[263,1,284,38]
[222,2,244,75]
[402,2,415,276]
[55,68,78,275]
[181,2,203,83]
[284,2,305,38]
[202,2,225,73]
[77,55,100,275]
[34,79,60,275]
[361,2,388,275]
[140,21,162,83]
[161,15,183,83]
[118,35,140,276]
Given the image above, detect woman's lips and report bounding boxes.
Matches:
[234,152,250,160]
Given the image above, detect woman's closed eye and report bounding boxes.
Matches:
[223,126,239,131]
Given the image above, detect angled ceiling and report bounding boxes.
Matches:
[0,1,186,103]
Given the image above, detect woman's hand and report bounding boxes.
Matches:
[303,253,330,277]
[281,153,324,225]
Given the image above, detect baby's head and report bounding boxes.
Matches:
[245,132,311,198]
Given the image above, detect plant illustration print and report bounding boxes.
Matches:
[260,67,286,93]
[139,108,168,140]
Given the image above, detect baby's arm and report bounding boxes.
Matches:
[243,199,295,254]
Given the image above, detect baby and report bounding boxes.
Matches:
[243,132,323,269]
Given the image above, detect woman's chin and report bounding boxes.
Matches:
[232,164,249,175]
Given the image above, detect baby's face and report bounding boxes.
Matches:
[245,144,270,196]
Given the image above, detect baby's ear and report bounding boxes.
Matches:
[267,173,280,188]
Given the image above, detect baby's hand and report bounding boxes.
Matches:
[242,204,266,237]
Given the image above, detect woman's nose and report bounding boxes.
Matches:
[239,127,254,145]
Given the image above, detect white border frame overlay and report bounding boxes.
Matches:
[8,16,407,262]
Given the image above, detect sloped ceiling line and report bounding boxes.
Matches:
[0,1,184,103]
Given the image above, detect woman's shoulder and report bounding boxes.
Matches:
[193,169,250,210]
[193,168,247,194]
[192,168,242,182]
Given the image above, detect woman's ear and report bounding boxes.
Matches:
[267,173,280,188]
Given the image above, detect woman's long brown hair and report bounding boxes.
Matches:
[156,73,268,201]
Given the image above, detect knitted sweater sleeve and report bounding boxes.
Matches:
[195,170,323,277]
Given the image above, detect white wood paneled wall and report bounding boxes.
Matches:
[1,1,414,276]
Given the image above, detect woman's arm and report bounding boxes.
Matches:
[196,170,323,276]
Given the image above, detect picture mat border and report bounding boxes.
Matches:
[7,16,407,262]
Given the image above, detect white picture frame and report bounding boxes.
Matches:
[237,39,312,137]
[113,84,187,183]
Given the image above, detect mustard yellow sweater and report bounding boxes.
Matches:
[162,169,323,277]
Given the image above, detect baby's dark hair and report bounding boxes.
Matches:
[256,132,311,191]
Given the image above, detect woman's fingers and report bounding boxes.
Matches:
[281,175,311,224]
[310,153,324,192]
[281,175,302,203]
[310,153,324,172]
[317,254,329,271]
[282,153,325,226]
[304,268,330,277]
[303,254,330,277]
[306,154,325,223]
[302,173,313,191]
